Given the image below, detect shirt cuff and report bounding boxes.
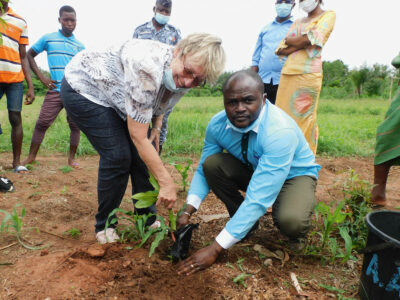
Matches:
[186,194,202,210]
[215,228,240,249]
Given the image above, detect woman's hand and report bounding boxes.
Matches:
[177,241,223,275]
[148,127,161,153]
[156,181,176,209]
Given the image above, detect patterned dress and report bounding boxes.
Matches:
[275,10,336,154]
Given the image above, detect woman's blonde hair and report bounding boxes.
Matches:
[176,33,226,85]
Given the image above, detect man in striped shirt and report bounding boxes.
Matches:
[0,0,34,173]
[23,5,85,167]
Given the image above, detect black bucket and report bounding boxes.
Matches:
[359,210,400,300]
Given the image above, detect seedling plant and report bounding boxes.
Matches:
[305,169,372,263]
[0,204,47,250]
[105,173,179,257]
[172,159,193,192]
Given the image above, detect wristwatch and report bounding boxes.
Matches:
[183,211,192,217]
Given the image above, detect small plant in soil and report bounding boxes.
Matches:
[171,159,193,192]
[64,228,81,239]
[305,200,353,263]
[60,165,73,174]
[305,169,372,263]
[105,173,178,257]
[341,169,372,250]
[0,204,47,250]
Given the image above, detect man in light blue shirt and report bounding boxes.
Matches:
[251,0,295,104]
[177,70,320,275]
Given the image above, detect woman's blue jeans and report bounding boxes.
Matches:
[60,78,156,232]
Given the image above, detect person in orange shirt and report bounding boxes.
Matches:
[0,0,34,173]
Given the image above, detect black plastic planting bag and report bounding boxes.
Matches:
[171,223,199,261]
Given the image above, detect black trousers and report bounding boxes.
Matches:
[60,79,156,232]
[264,81,279,105]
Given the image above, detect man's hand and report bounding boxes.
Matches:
[177,204,196,228]
[177,213,190,228]
[177,241,223,275]
[41,77,57,90]
[24,86,35,105]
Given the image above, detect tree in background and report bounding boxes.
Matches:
[350,67,369,97]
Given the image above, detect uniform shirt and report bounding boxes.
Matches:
[251,18,293,85]
[133,20,181,46]
[31,30,85,92]
[0,7,29,83]
[133,19,182,145]
[186,101,321,249]
[65,39,186,123]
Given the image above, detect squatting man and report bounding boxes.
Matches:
[176,70,321,275]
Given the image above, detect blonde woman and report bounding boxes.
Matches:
[60,34,225,243]
[275,0,336,154]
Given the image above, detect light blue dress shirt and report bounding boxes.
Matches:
[32,30,85,92]
[251,18,293,85]
[186,101,321,249]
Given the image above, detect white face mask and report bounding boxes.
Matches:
[300,0,319,13]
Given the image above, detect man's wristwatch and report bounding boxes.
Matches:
[183,211,192,217]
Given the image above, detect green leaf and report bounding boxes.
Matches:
[169,209,176,231]
[149,173,160,191]
[339,226,353,262]
[149,227,168,257]
[0,210,11,233]
[132,191,158,208]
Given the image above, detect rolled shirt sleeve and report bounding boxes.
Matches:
[216,128,299,249]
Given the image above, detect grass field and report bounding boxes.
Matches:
[0,95,390,161]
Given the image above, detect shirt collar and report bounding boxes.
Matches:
[58,29,74,39]
[225,104,267,134]
[272,16,293,25]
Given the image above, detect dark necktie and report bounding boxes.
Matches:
[241,132,252,169]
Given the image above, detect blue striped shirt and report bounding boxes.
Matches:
[187,101,321,248]
[32,30,85,91]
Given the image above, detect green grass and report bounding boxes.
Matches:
[0,95,390,159]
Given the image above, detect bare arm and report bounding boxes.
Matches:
[127,116,176,208]
[148,114,164,153]
[285,35,311,50]
[27,48,56,90]
[276,45,300,57]
[19,44,35,104]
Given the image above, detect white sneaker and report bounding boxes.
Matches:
[149,220,161,230]
[96,228,120,244]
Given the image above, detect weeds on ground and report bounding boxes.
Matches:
[172,159,193,192]
[228,258,252,288]
[342,169,372,250]
[305,169,372,263]
[0,204,47,250]
[60,165,73,174]
[64,228,81,239]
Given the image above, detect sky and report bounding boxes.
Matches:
[9,0,400,73]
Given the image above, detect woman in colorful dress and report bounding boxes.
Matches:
[275,0,336,154]
[371,53,400,207]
